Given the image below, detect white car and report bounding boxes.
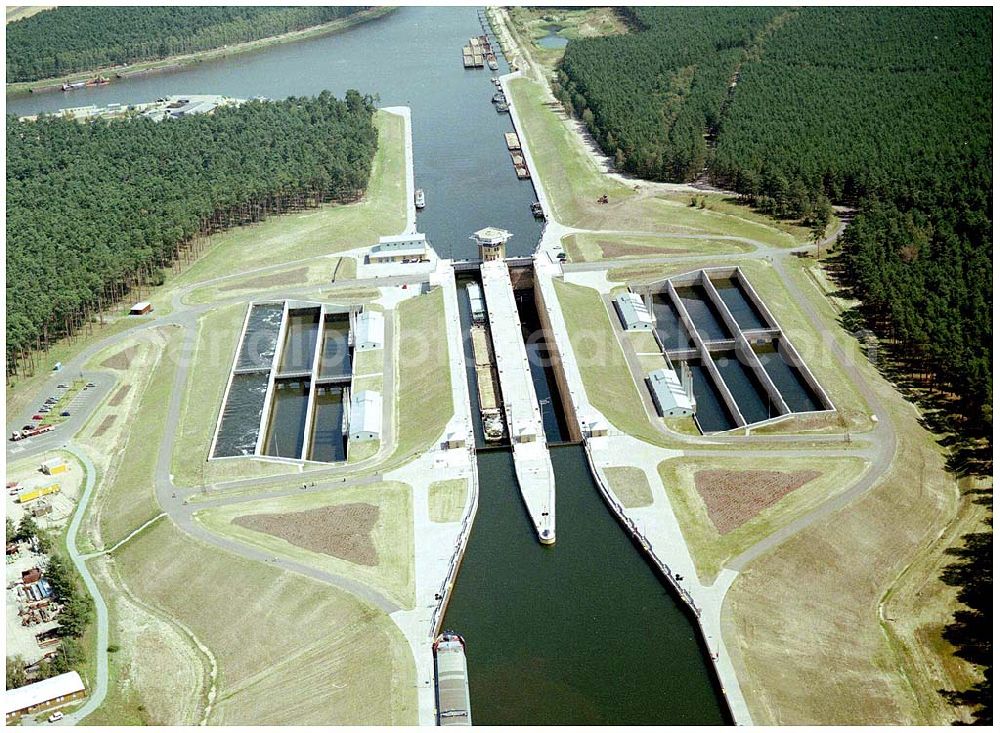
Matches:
[48,711,64,723]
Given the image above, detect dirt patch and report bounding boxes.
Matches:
[233,503,379,566]
[109,383,132,406]
[695,469,820,534]
[219,267,308,292]
[598,240,691,258]
[92,414,117,437]
[102,345,139,370]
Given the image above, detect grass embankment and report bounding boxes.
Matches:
[551,278,671,447]
[562,232,751,263]
[391,288,453,460]
[103,519,416,724]
[722,419,966,724]
[657,455,867,583]
[506,75,807,249]
[186,258,356,305]
[603,466,653,508]
[428,479,468,523]
[170,303,249,488]
[89,327,181,547]
[195,482,415,609]
[6,7,397,96]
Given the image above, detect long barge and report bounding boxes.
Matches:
[470,319,506,443]
[433,631,472,726]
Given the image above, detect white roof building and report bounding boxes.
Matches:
[648,368,695,417]
[5,671,85,720]
[370,233,429,262]
[348,390,382,440]
[355,310,384,350]
[614,292,654,331]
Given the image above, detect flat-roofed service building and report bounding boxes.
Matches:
[614,292,654,331]
[354,310,384,350]
[5,671,85,722]
[370,233,430,263]
[348,390,382,441]
[647,368,695,417]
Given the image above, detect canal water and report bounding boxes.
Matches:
[8,7,727,723]
[755,342,824,412]
[444,447,727,725]
[713,276,768,330]
[213,372,268,457]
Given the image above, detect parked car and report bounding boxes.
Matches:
[22,424,35,431]
[57,383,68,389]
[39,407,51,413]
[48,711,64,723]
[86,382,96,388]
[32,414,44,421]
[60,411,71,417]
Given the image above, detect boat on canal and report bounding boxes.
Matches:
[415,188,426,209]
[434,631,472,726]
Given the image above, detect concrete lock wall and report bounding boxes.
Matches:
[532,275,583,442]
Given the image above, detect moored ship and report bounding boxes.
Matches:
[415,188,425,209]
[433,631,471,726]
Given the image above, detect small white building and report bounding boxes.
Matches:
[370,233,429,263]
[5,671,85,722]
[614,292,654,331]
[580,415,610,438]
[354,310,384,350]
[129,301,153,316]
[348,390,382,441]
[647,368,695,417]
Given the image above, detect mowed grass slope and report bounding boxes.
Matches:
[113,520,417,725]
[195,482,415,609]
[171,302,245,488]
[92,326,181,547]
[658,455,867,583]
[392,287,452,459]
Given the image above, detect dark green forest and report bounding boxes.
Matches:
[560,7,991,723]
[6,6,365,83]
[6,91,378,376]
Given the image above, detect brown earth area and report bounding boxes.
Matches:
[695,469,820,534]
[108,383,132,406]
[102,345,139,370]
[598,240,691,258]
[233,503,379,566]
[92,414,117,438]
[219,267,308,292]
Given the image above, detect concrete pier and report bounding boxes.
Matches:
[480,259,556,544]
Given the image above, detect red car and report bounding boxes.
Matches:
[32,414,44,421]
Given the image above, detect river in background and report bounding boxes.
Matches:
[8,7,727,723]
[6,7,542,259]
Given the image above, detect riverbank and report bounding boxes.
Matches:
[6,6,396,97]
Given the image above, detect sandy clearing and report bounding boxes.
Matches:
[92,414,117,438]
[233,503,380,566]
